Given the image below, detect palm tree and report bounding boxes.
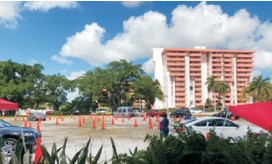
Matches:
[205,76,216,111]
[244,75,272,102]
[214,81,230,110]
[205,76,216,93]
[206,76,230,111]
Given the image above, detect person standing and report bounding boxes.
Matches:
[160,113,169,137]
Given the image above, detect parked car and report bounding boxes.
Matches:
[0,119,41,155]
[133,107,145,117]
[146,109,166,117]
[170,117,265,139]
[170,109,192,118]
[213,109,239,119]
[95,107,112,115]
[27,112,47,121]
[113,106,135,118]
[190,108,203,114]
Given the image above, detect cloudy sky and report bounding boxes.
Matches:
[1,1,272,80]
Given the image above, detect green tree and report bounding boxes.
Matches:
[206,76,230,111]
[0,60,46,108]
[133,76,163,109]
[214,81,230,110]
[45,74,71,110]
[107,60,144,107]
[243,74,272,102]
[205,76,216,93]
[76,60,163,111]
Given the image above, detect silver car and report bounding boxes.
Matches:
[171,117,265,139]
[27,112,47,121]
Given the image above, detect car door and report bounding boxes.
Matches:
[208,119,239,138]
[191,119,210,136]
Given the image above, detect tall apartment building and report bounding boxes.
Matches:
[153,47,254,109]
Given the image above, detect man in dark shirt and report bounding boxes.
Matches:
[160,113,169,137]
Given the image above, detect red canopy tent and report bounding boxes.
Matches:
[229,102,272,132]
[0,98,19,111]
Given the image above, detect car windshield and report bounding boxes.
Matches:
[184,118,197,124]
[0,120,11,127]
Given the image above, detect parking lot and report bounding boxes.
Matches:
[6,114,160,162]
[4,114,258,162]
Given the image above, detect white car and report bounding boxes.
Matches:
[190,108,203,114]
[171,117,265,139]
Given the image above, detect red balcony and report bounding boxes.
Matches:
[190,63,201,67]
[169,67,185,71]
[167,58,185,62]
[190,58,201,62]
[190,53,202,57]
[167,63,185,67]
[175,83,186,86]
[170,73,182,77]
[166,53,186,57]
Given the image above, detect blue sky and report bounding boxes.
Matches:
[1,1,272,81]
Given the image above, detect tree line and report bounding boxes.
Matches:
[0,60,163,113]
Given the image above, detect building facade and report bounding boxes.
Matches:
[153,47,254,109]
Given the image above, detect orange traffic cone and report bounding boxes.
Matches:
[92,119,96,129]
[122,116,124,123]
[98,116,100,122]
[22,115,25,121]
[115,115,118,120]
[111,117,114,125]
[37,122,40,132]
[205,132,209,141]
[55,118,59,125]
[148,117,151,125]
[134,118,138,127]
[149,119,153,129]
[34,137,42,163]
[143,115,146,121]
[14,115,17,121]
[158,118,161,129]
[128,115,130,121]
[48,115,51,120]
[101,119,105,129]
[78,118,82,127]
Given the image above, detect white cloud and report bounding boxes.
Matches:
[66,71,86,80]
[0,2,21,28]
[56,2,272,73]
[23,1,79,12]
[0,1,79,28]
[142,58,154,74]
[253,69,262,77]
[51,55,73,65]
[121,1,144,8]
[66,88,79,102]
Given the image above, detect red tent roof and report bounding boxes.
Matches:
[229,102,272,132]
[0,98,19,111]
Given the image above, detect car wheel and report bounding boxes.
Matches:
[3,138,17,155]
